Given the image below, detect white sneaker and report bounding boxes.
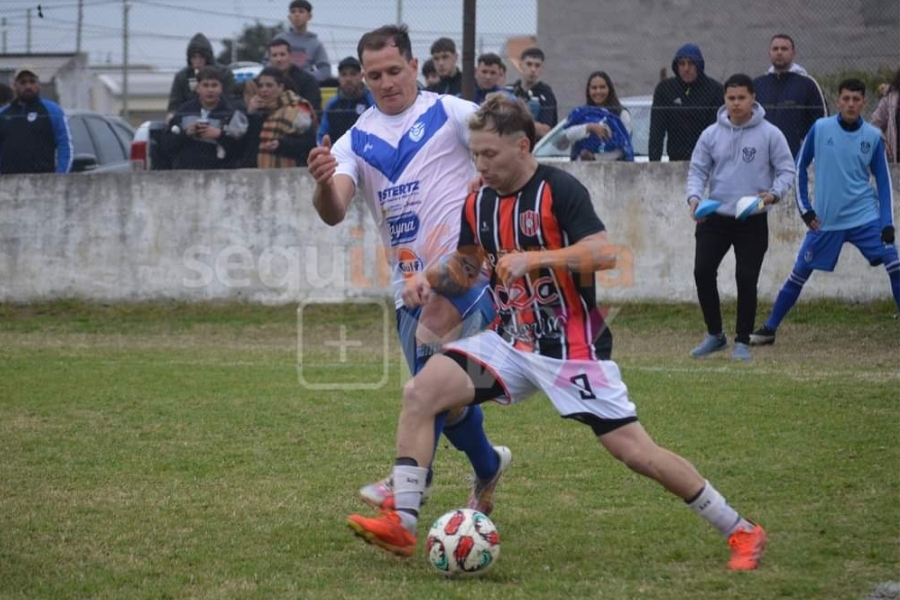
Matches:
[467,446,512,516]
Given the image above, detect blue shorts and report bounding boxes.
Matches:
[396,276,495,375]
[794,221,897,272]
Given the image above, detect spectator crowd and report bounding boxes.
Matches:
[1,2,898,175]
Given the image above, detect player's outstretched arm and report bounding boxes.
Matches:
[426,246,485,297]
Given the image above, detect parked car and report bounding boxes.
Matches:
[67,110,136,172]
[532,95,667,163]
[130,119,171,171]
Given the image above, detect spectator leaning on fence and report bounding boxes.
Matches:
[421,58,440,89]
[556,70,634,162]
[267,38,322,113]
[473,53,516,105]
[505,47,558,140]
[425,37,463,96]
[753,34,827,157]
[0,65,72,175]
[241,67,317,169]
[162,66,248,170]
[649,44,723,162]
[317,56,374,145]
[167,33,235,120]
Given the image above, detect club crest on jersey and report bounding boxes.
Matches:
[408,121,426,142]
[742,147,757,163]
[860,141,871,154]
[519,210,539,237]
[27,112,38,122]
[397,248,423,278]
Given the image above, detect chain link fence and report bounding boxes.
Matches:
[0,0,896,173]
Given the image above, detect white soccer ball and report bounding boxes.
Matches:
[425,508,500,575]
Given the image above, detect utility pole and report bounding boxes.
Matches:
[122,1,130,120]
[26,9,32,53]
[461,0,476,101]
[396,0,402,24]
[76,0,84,53]
[1,18,7,54]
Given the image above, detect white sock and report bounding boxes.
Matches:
[392,464,428,534]
[686,480,752,536]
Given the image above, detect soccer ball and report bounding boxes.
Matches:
[425,508,500,575]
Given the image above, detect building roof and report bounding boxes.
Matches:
[0,53,85,83]
[97,72,177,97]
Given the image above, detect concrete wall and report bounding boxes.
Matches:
[1,164,898,305]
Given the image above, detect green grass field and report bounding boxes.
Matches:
[1,300,897,600]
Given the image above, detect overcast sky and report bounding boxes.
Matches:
[0,0,536,71]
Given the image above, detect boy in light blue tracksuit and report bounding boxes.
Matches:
[686,73,795,360]
[750,78,899,345]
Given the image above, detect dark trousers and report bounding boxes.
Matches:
[693,212,769,344]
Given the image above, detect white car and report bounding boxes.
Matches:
[533,95,667,163]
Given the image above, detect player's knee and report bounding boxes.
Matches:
[401,378,439,418]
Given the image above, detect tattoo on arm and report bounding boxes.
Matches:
[427,250,482,297]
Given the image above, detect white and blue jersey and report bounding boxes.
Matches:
[795,115,894,232]
[331,91,479,308]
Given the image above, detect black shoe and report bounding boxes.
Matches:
[749,326,776,346]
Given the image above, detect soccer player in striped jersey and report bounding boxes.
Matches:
[307,25,508,515]
[347,94,768,571]
[751,78,899,345]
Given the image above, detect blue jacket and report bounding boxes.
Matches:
[316,88,374,144]
[472,85,516,105]
[753,71,826,156]
[565,106,634,161]
[0,96,72,174]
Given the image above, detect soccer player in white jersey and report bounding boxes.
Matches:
[307,25,510,514]
[347,95,768,570]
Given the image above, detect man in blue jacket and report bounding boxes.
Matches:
[0,65,72,174]
[753,34,827,156]
[751,78,899,345]
[316,56,373,144]
[649,44,723,162]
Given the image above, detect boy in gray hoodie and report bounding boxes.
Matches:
[272,0,332,83]
[685,73,795,361]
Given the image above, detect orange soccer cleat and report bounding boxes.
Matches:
[347,510,417,557]
[727,523,768,571]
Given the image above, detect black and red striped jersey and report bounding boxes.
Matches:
[459,164,613,360]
